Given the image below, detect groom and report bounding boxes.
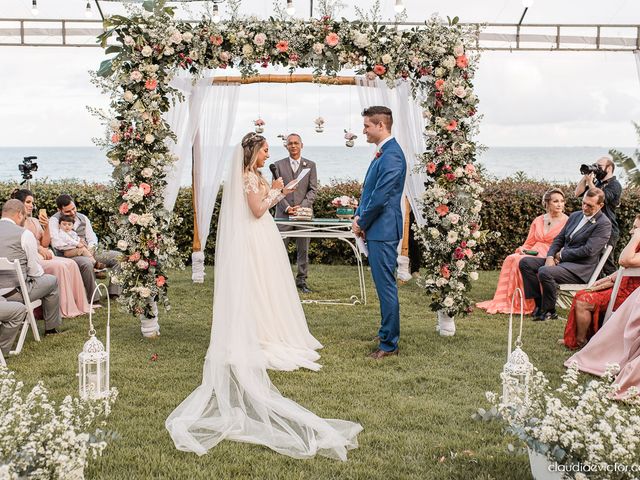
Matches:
[353,106,407,360]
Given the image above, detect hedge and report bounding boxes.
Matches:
[2,179,638,270]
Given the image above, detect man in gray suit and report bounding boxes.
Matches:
[273,134,318,293]
[0,297,27,357]
[0,199,62,335]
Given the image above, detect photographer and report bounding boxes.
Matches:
[574,156,622,276]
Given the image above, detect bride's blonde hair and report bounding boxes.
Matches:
[241,132,269,189]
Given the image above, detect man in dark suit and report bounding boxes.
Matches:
[520,188,611,321]
[353,106,407,359]
[273,134,318,293]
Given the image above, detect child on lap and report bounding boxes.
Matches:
[53,215,106,270]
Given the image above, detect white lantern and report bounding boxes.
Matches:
[78,284,111,400]
[501,288,533,410]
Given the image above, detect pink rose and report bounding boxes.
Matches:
[427,162,437,174]
[118,203,129,214]
[128,213,139,224]
[137,259,149,270]
[465,248,473,258]
[253,33,266,46]
[373,64,386,76]
[465,163,476,175]
[140,183,151,195]
[435,79,445,91]
[276,40,289,53]
[219,51,230,62]
[129,251,141,262]
[325,32,339,47]
[144,79,158,90]
[156,275,166,287]
[440,265,451,279]
[456,55,468,69]
[445,120,458,131]
[111,133,121,144]
[435,204,449,217]
[209,35,223,45]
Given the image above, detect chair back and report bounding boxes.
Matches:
[586,244,613,287]
[0,258,33,311]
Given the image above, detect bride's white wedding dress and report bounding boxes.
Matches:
[165,144,362,460]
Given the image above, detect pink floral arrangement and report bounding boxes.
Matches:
[253,118,265,126]
[331,195,358,208]
[344,130,357,140]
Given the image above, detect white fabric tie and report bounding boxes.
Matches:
[290,159,299,174]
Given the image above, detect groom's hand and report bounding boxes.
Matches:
[352,216,362,236]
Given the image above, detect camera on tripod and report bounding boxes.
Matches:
[19,156,38,185]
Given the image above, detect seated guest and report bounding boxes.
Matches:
[0,200,62,335]
[477,188,568,314]
[49,194,121,302]
[11,189,91,318]
[0,297,27,358]
[565,286,640,400]
[562,214,640,349]
[520,188,611,321]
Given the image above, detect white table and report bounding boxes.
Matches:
[275,218,367,305]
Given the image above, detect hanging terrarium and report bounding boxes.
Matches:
[253,118,265,133]
[344,129,357,147]
[314,117,325,133]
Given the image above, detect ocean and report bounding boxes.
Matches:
[0,146,635,186]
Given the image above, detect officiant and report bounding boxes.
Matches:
[272,134,318,294]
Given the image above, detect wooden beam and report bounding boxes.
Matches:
[212,74,356,85]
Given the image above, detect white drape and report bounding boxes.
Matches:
[354,77,427,226]
[635,50,640,87]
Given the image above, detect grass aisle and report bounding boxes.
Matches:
[9,266,573,479]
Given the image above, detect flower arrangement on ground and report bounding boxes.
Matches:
[0,367,118,479]
[481,363,640,480]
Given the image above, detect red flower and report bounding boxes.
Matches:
[129,251,141,262]
[418,67,430,77]
[144,79,158,90]
[445,120,458,132]
[289,53,300,62]
[460,241,467,248]
[456,55,468,69]
[276,40,289,53]
[375,151,382,159]
[454,247,465,260]
[435,204,449,216]
[150,353,158,361]
[149,260,157,267]
[440,265,451,279]
[156,275,166,287]
[445,173,457,181]
[427,162,437,174]
[373,64,386,76]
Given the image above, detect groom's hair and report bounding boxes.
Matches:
[362,106,393,130]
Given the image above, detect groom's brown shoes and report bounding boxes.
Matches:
[368,348,398,360]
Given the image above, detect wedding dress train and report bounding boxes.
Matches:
[166,144,362,460]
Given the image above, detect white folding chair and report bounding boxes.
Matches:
[0,341,5,366]
[0,258,41,356]
[556,244,613,310]
[602,266,640,325]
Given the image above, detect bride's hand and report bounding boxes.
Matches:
[272,177,284,190]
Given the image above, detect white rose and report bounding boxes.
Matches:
[141,167,153,178]
[123,90,134,102]
[454,167,464,177]
[472,230,481,239]
[447,230,458,243]
[169,30,182,44]
[139,286,151,298]
[130,71,143,82]
[434,67,446,78]
[455,260,466,270]
[182,31,193,42]
[453,86,467,98]
[144,133,155,144]
[117,240,128,250]
[472,199,482,213]
[128,213,139,224]
[353,32,370,48]
[164,46,175,56]
[443,297,454,307]
[428,227,440,238]
[141,45,153,57]
[242,43,254,56]
[136,259,149,270]
[381,53,392,64]
[422,110,432,119]
[447,213,460,224]
[442,56,456,69]
[312,42,324,55]
[467,239,477,247]
[470,271,479,281]
[124,35,135,46]
[137,213,154,227]
[189,50,199,61]
[254,33,267,46]
[435,277,448,287]
[453,44,465,57]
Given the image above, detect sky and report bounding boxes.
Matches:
[0,0,639,148]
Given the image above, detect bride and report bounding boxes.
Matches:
[166,133,362,460]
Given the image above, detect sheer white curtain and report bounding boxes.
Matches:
[635,50,640,87]
[191,82,240,282]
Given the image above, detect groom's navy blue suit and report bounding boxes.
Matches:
[356,137,407,352]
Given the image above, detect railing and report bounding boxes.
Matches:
[0,18,638,52]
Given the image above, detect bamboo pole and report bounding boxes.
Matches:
[401,197,411,257]
[211,74,356,85]
[191,135,201,252]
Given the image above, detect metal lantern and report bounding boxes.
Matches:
[501,288,534,410]
[78,284,111,400]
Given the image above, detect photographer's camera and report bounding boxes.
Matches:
[580,163,606,181]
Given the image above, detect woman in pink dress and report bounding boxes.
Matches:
[477,188,568,315]
[566,286,640,400]
[11,189,91,318]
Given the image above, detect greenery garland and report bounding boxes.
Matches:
[94,0,486,320]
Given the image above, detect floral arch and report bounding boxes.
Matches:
[95,0,486,332]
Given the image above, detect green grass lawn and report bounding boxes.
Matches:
[8,266,575,479]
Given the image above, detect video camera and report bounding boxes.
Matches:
[19,156,38,184]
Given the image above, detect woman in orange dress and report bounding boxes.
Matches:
[11,189,92,318]
[477,188,568,315]
[562,214,640,350]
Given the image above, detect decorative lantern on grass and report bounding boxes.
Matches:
[501,288,533,411]
[79,284,111,400]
